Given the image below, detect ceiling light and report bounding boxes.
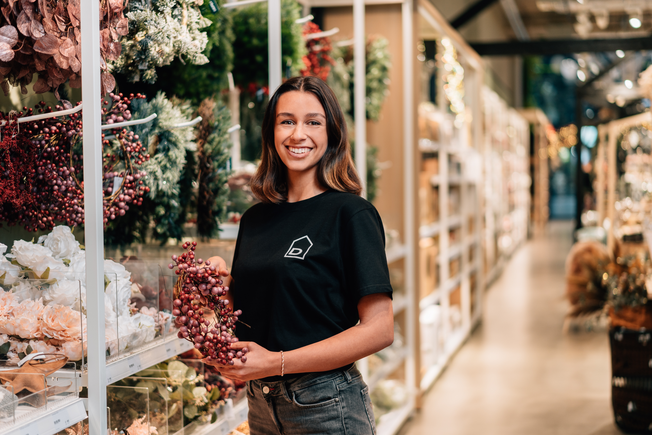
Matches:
[577,58,586,68]
[616,50,625,58]
[625,79,633,89]
[576,0,583,3]
[577,70,586,81]
[629,9,643,29]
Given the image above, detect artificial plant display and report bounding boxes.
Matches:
[300,22,334,81]
[195,98,231,239]
[230,0,305,89]
[0,95,150,232]
[140,0,235,104]
[111,0,211,84]
[329,35,391,122]
[327,38,391,203]
[0,0,127,95]
[0,226,171,363]
[104,92,196,246]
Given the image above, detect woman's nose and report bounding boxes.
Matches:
[291,124,307,141]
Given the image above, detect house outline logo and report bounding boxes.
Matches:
[285,236,313,260]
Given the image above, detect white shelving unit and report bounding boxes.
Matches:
[3,398,87,435]
[415,0,485,394]
[482,88,531,286]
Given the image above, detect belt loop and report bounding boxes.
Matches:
[344,367,352,383]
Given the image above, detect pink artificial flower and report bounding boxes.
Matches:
[2,299,45,339]
[41,305,87,342]
[28,339,60,354]
[61,340,84,361]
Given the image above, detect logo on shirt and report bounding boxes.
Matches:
[285,236,313,260]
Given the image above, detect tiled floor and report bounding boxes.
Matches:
[399,221,621,435]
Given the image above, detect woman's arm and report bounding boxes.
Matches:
[208,293,394,381]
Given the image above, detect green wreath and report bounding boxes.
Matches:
[105,93,197,246]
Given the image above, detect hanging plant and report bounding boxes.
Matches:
[105,92,196,246]
[329,36,391,122]
[231,0,305,89]
[0,0,126,96]
[300,22,334,81]
[195,98,231,240]
[0,95,150,231]
[139,0,235,104]
[111,0,211,85]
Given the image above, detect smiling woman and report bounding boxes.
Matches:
[205,76,393,435]
[252,76,362,204]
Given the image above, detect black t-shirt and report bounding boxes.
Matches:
[230,189,393,356]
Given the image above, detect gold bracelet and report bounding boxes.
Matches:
[280,350,285,377]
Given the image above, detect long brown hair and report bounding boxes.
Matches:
[250,76,362,203]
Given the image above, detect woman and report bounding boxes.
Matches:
[208,76,394,435]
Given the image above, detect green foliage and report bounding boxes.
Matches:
[231,0,306,87]
[350,141,381,203]
[105,93,196,246]
[143,1,236,104]
[328,36,391,122]
[195,98,232,239]
[112,0,212,84]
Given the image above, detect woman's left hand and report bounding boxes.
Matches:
[203,342,280,382]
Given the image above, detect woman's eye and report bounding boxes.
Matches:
[280,120,294,125]
[307,120,321,126]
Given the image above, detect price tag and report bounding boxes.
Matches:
[209,0,219,13]
[126,355,142,374]
[219,421,230,435]
[165,342,176,357]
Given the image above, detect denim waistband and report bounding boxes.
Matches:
[248,363,359,396]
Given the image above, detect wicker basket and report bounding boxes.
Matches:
[610,328,652,432]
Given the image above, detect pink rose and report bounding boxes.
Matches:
[61,340,84,361]
[41,305,87,342]
[2,299,45,339]
[0,291,17,318]
[28,339,60,354]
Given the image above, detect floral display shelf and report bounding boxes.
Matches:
[2,397,86,435]
[79,335,193,387]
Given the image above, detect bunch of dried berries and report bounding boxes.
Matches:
[0,94,150,231]
[170,241,247,366]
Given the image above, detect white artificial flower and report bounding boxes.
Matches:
[67,251,86,279]
[0,243,6,255]
[11,240,62,277]
[12,281,42,302]
[125,313,157,347]
[39,226,81,260]
[42,279,83,310]
[104,260,132,317]
[0,255,21,285]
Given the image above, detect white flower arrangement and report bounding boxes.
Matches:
[0,225,172,362]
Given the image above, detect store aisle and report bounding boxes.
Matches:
[399,221,619,435]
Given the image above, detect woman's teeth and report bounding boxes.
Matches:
[289,147,310,154]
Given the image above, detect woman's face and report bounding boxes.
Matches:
[274,90,328,180]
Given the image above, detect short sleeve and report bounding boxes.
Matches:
[342,207,393,301]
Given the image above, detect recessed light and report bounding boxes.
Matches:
[616,50,625,58]
[625,80,633,89]
[577,70,586,81]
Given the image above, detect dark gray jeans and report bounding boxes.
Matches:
[246,364,376,435]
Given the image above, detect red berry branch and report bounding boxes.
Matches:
[0,93,150,231]
[170,241,247,365]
